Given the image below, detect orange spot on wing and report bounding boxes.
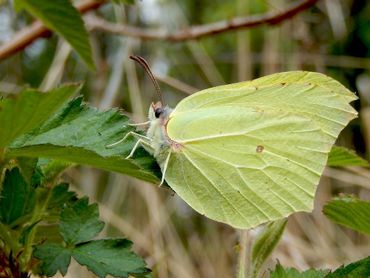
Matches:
[256,145,264,153]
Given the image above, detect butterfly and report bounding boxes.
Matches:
[109,55,357,229]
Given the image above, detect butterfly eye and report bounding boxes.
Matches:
[154,108,163,118]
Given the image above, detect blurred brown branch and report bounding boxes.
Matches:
[87,0,319,41]
[0,0,107,61]
[0,0,318,61]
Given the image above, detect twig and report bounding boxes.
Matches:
[0,0,318,61]
[0,0,107,61]
[87,0,319,41]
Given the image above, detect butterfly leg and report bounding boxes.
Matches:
[159,151,172,186]
[128,121,150,127]
[106,131,150,148]
[125,138,151,159]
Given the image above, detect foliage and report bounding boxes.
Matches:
[0,164,150,277]
[323,195,370,236]
[270,256,370,278]
[33,198,149,277]
[267,194,370,277]
[250,219,287,278]
[0,86,154,277]
[270,263,329,278]
[14,0,94,68]
[0,85,160,183]
[0,168,36,225]
[326,256,370,278]
[0,85,80,147]
[327,146,369,167]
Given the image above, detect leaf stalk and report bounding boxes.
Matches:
[22,188,53,271]
[0,222,19,254]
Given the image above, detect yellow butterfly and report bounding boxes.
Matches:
[109,56,357,229]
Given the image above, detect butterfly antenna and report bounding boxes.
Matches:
[129,55,165,106]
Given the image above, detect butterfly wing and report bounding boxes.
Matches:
[164,71,357,229]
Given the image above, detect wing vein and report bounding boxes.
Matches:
[286,177,315,198]
[182,150,249,224]
[186,145,278,220]
[178,153,207,215]
[264,149,321,176]
[260,170,303,210]
[257,153,316,199]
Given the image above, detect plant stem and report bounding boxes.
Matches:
[22,188,53,271]
[0,148,5,178]
[237,230,252,278]
[0,222,18,253]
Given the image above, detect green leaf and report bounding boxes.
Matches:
[34,239,150,277]
[14,0,94,68]
[38,158,72,183]
[30,165,45,188]
[33,224,64,244]
[41,182,76,223]
[251,219,287,277]
[72,239,150,278]
[6,97,160,183]
[323,195,370,236]
[0,168,35,225]
[0,85,81,147]
[19,220,40,245]
[328,146,369,167]
[60,197,104,245]
[33,243,71,276]
[33,194,150,277]
[47,183,77,210]
[16,157,38,184]
[270,263,329,278]
[327,256,370,277]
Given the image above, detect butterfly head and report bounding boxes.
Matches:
[149,101,172,122]
[129,55,172,129]
[147,101,173,156]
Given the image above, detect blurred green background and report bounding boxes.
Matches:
[1,0,370,277]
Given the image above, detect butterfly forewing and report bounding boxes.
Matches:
[162,71,357,229]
